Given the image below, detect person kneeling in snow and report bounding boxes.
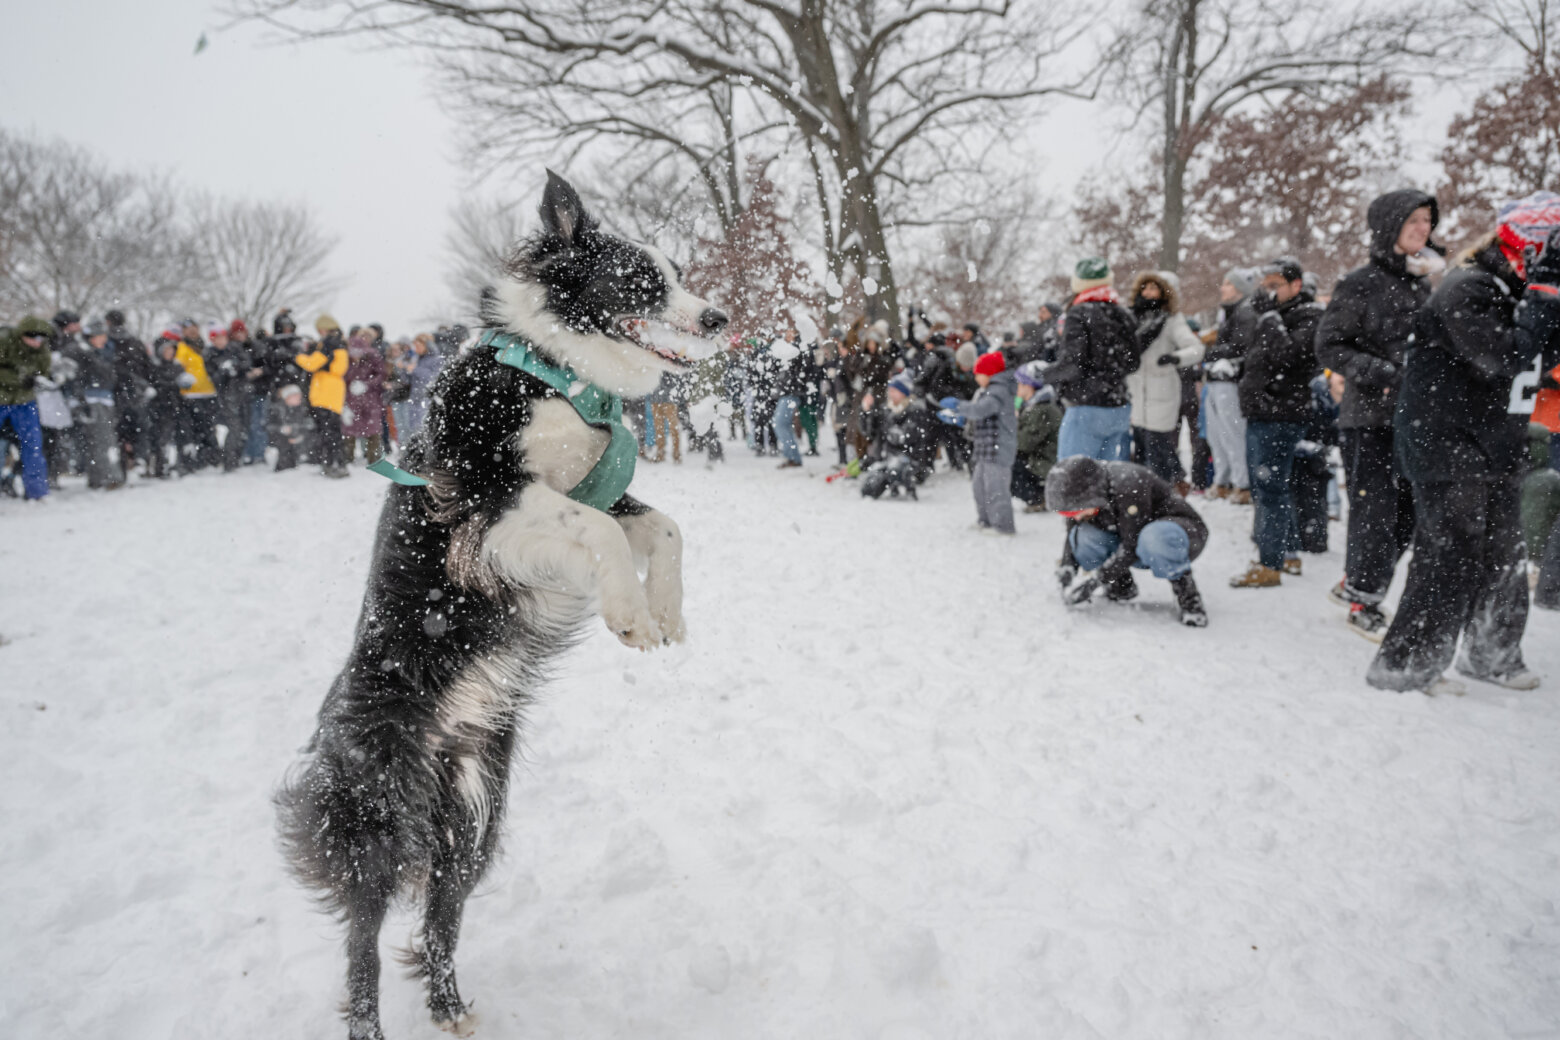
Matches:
[1046,455,1209,627]
[860,372,936,500]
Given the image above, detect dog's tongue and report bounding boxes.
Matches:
[641,322,720,362]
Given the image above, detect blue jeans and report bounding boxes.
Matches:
[0,402,49,499]
[773,395,803,463]
[1247,420,1304,569]
[1069,519,1193,580]
[1057,404,1131,461]
[244,397,268,462]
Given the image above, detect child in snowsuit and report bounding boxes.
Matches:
[269,384,315,472]
[1012,361,1063,511]
[941,351,1017,534]
[1047,455,1210,627]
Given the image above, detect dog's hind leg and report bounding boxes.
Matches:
[420,852,480,1037]
[345,879,394,1040]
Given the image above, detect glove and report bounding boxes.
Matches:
[1293,439,1322,458]
[1156,353,1178,366]
[936,408,963,426]
[938,396,960,411]
[32,375,58,390]
[1065,577,1100,605]
[1055,563,1078,589]
[176,372,196,388]
[1206,358,1238,379]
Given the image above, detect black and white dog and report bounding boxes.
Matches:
[278,172,727,1040]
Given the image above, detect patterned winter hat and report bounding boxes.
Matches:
[1496,191,1560,281]
[1071,257,1112,294]
[1015,361,1047,389]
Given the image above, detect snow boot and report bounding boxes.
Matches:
[1228,488,1253,505]
[1282,556,1302,576]
[1103,571,1139,602]
[1171,573,1207,627]
[1206,484,1230,500]
[1229,561,1281,588]
[1454,649,1542,690]
[1346,603,1390,643]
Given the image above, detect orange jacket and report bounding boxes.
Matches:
[1534,361,1560,433]
[295,345,350,413]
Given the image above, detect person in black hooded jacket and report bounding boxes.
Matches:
[1366,220,1560,695]
[1316,189,1442,636]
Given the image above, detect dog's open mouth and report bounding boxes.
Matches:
[617,318,720,367]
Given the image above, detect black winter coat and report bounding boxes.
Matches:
[1049,298,1140,407]
[108,334,152,411]
[1395,243,1560,482]
[1205,298,1258,377]
[1240,294,1322,424]
[1316,189,1438,429]
[1057,461,1208,581]
[62,341,117,404]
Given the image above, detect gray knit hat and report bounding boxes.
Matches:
[1223,267,1260,298]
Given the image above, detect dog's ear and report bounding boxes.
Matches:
[540,170,591,246]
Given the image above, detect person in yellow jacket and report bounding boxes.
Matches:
[295,315,351,478]
[174,320,221,470]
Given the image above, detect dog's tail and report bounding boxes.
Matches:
[276,714,438,914]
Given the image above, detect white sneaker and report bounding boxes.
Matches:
[1469,668,1541,691]
[1423,677,1467,697]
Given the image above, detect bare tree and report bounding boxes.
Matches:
[0,128,193,321]
[182,195,342,330]
[1454,0,1555,71]
[232,0,1100,332]
[441,195,532,320]
[1108,0,1437,272]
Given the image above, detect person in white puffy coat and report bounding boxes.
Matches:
[1125,271,1205,487]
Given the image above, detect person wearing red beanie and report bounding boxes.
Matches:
[937,351,1018,533]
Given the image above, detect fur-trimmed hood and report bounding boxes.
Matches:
[1129,270,1181,314]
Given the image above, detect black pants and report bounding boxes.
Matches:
[1133,427,1182,483]
[1341,427,1415,603]
[1291,454,1330,553]
[311,407,345,470]
[182,398,221,470]
[147,407,178,477]
[1010,461,1046,506]
[219,397,252,471]
[1369,477,1528,690]
[1181,373,1211,489]
[1537,510,1560,610]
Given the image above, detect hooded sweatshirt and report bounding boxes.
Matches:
[1316,189,1441,429]
[0,316,55,405]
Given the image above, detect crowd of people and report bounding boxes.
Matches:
[4,189,1559,696]
[0,309,459,489]
[666,188,1560,695]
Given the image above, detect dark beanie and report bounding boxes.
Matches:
[1045,455,1111,512]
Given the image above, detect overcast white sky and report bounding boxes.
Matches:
[2,1,1475,337]
[2,0,465,336]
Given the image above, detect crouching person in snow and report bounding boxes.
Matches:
[860,372,936,499]
[1367,207,1560,696]
[1046,455,1209,627]
[268,384,315,471]
[940,350,1017,533]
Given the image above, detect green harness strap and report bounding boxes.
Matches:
[368,329,638,513]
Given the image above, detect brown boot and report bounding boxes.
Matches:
[1282,556,1302,576]
[1174,479,1191,498]
[1207,484,1230,500]
[1229,561,1282,588]
[1228,488,1253,505]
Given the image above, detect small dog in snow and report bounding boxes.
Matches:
[277,172,727,1040]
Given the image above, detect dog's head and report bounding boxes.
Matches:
[486,171,728,397]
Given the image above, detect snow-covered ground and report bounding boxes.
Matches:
[3,446,1559,1040]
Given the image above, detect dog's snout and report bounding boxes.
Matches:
[699,308,729,334]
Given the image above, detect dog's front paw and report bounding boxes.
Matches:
[656,611,686,645]
[601,588,662,651]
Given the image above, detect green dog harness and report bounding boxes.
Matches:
[368,329,638,512]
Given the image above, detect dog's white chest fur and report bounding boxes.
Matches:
[519,397,613,495]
